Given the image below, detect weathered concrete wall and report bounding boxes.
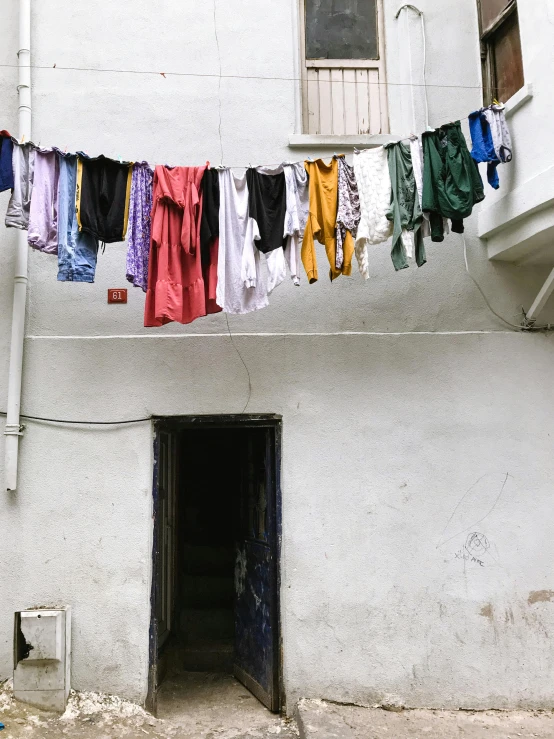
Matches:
[1,0,554,710]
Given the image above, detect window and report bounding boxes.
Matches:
[305,0,379,60]
[478,0,524,103]
[300,0,388,136]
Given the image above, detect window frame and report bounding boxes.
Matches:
[477,0,524,104]
[298,0,389,136]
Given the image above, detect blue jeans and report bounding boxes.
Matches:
[57,152,98,282]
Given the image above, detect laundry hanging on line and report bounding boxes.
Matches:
[1,108,513,328]
[469,103,512,190]
[0,130,14,193]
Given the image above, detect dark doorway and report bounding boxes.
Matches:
[148,416,282,715]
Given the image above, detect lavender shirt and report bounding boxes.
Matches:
[28,148,60,254]
[126,161,153,291]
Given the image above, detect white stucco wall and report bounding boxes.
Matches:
[1,0,554,710]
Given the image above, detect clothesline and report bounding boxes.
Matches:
[7,104,477,172]
[0,61,487,90]
[0,104,513,332]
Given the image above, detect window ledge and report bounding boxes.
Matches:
[288,134,398,148]
[504,83,533,119]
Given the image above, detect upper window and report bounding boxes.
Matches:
[478,0,524,103]
[300,0,388,136]
[305,0,379,60]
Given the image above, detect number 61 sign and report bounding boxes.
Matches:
[108,289,128,304]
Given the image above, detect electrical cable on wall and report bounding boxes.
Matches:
[225,314,253,414]
[462,234,553,332]
[0,409,152,427]
[395,3,430,131]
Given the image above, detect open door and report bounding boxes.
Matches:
[234,427,280,712]
[148,416,282,716]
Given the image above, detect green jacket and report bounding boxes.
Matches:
[422,122,484,242]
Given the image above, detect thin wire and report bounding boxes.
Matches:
[406,10,416,133]
[212,0,224,166]
[420,13,430,130]
[462,234,552,332]
[0,61,488,89]
[225,314,253,414]
[0,409,151,426]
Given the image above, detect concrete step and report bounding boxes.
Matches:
[182,544,235,576]
[179,607,234,643]
[179,574,234,608]
[181,641,234,673]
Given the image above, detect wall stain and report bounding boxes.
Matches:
[480,604,494,621]
[528,590,554,605]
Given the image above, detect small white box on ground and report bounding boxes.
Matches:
[13,605,71,712]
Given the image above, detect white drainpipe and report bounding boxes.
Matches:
[4,0,31,492]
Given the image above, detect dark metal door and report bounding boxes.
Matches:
[234,427,280,712]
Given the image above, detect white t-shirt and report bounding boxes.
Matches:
[283,162,309,286]
[216,169,269,314]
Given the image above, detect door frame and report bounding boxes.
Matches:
[146,414,283,715]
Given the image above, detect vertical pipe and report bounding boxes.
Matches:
[4,0,31,492]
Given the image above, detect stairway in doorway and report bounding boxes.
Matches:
[178,542,235,672]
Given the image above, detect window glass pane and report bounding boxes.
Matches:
[305,0,378,60]
[492,10,524,101]
[479,0,512,30]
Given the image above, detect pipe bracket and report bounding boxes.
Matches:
[4,423,25,437]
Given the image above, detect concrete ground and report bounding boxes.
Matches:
[0,675,298,739]
[296,699,554,739]
[3,681,554,738]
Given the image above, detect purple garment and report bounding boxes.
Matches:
[27,148,59,254]
[126,161,153,291]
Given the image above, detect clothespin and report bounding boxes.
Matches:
[306,156,314,162]
[118,154,123,163]
[20,134,25,144]
[493,98,500,106]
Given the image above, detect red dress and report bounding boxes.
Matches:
[144,164,219,326]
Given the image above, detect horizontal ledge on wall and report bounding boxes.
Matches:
[288,134,398,148]
[24,331,516,340]
[504,83,533,119]
[479,165,554,265]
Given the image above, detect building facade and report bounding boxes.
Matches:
[1,0,554,712]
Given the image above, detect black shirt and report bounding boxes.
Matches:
[200,168,220,265]
[246,168,287,254]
